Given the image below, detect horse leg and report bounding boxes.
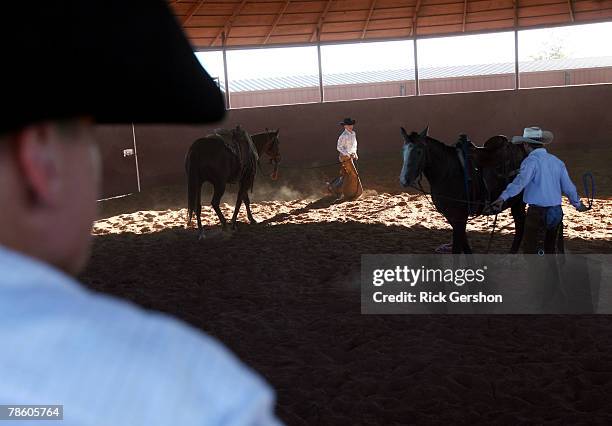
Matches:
[509,201,526,254]
[243,192,257,224]
[211,181,228,231]
[451,222,464,254]
[463,234,473,254]
[230,187,245,230]
[450,218,470,254]
[194,181,205,240]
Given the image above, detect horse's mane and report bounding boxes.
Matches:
[251,129,278,138]
[422,135,456,153]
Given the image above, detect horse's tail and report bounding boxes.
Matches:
[185,148,200,225]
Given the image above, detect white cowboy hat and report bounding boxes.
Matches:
[511,127,554,145]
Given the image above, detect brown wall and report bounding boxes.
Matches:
[420,74,515,94]
[220,67,612,109]
[98,83,612,197]
[95,125,139,198]
[324,80,417,100]
[230,86,320,108]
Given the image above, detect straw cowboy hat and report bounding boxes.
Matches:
[511,127,554,145]
[339,117,356,126]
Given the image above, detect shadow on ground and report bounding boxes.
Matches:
[81,220,612,424]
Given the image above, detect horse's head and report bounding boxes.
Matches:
[400,126,429,188]
[264,128,281,180]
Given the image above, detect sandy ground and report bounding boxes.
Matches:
[92,191,612,254]
[82,148,612,424]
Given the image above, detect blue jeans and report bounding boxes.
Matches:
[523,205,564,254]
[544,205,563,230]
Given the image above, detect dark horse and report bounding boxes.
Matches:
[186,128,281,238]
[399,126,527,253]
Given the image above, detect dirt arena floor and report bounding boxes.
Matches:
[81,144,611,424]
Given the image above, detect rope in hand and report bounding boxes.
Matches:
[582,171,595,210]
[485,213,499,254]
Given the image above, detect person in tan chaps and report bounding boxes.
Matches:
[332,117,363,201]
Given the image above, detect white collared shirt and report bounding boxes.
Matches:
[0,245,280,426]
[337,129,357,157]
[500,148,581,208]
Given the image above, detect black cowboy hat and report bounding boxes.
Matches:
[1,0,225,134]
[339,118,356,126]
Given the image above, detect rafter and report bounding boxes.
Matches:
[361,0,377,39]
[182,0,206,25]
[567,0,575,22]
[514,0,518,28]
[411,0,422,37]
[462,0,468,32]
[264,0,291,44]
[211,0,249,47]
[310,0,334,42]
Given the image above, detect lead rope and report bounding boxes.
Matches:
[486,213,499,253]
[582,172,595,210]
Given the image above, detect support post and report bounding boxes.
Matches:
[413,37,420,96]
[222,32,230,108]
[317,33,324,102]
[131,123,141,193]
[514,0,520,90]
[514,29,519,90]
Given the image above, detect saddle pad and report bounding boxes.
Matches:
[210,128,238,157]
[210,128,259,162]
[209,128,259,187]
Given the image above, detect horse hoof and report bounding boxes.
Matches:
[435,243,453,254]
[197,231,206,240]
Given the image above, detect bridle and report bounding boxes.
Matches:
[264,130,281,163]
[261,129,280,180]
[403,137,429,193]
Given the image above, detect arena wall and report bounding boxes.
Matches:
[224,67,612,108]
[98,83,612,198]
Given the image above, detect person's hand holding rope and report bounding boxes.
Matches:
[576,201,589,212]
[489,197,504,214]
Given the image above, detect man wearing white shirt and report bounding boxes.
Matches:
[490,127,588,254]
[337,118,358,161]
[0,1,280,425]
[332,117,363,200]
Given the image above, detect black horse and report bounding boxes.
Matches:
[186,128,281,238]
[399,126,526,253]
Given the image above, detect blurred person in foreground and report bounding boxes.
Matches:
[0,1,280,425]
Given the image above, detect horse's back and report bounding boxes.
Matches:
[185,136,235,181]
[188,135,226,154]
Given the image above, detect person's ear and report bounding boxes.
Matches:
[13,123,62,207]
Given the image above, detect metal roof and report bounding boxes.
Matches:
[226,56,612,91]
[169,0,612,50]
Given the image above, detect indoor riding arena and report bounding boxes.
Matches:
[81,1,612,423]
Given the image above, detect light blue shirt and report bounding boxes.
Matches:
[500,148,581,208]
[0,245,281,426]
